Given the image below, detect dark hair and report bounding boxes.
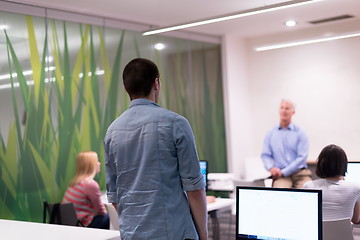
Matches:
[316,144,348,178]
[122,58,159,99]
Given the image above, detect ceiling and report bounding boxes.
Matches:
[5,0,360,38]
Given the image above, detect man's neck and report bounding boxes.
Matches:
[280,121,291,129]
[131,94,156,103]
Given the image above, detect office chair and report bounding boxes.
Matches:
[323,219,354,240]
[233,157,273,188]
[43,201,84,227]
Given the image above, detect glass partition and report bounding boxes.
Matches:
[0,9,226,221]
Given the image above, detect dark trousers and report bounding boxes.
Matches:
[87,213,110,229]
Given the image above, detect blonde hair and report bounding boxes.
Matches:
[69,151,99,186]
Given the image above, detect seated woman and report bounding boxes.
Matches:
[303,144,360,224]
[62,151,109,229]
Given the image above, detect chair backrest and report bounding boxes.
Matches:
[323,219,354,240]
[241,157,268,180]
[43,201,83,227]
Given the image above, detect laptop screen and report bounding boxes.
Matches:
[346,162,360,184]
[236,186,322,240]
[199,160,208,191]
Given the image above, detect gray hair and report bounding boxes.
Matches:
[280,98,296,110]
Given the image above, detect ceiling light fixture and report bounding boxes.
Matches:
[79,70,105,78]
[254,32,360,52]
[0,67,56,82]
[154,43,165,50]
[0,77,56,90]
[0,24,9,30]
[143,0,324,36]
[285,20,297,27]
[0,70,32,81]
[0,68,104,90]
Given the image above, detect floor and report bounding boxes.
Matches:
[211,210,360,240]
[208,209,235,240]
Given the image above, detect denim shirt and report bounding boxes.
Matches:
[104,99,205,240]
[261,122,309,177]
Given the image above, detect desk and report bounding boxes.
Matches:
[207,197,235,212]
[0,219,120,240]
[207,198,235,240]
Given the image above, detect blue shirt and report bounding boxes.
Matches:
[104,99,205,240]
[261,122,309,177]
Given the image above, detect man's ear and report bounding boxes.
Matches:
[154,78,160,91]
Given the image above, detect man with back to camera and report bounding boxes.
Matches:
[104,58,208,240]
[261,99,312,188]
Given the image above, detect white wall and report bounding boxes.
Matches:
[221,35,253,179]
[223,21,360,178]
[248,35,360,160]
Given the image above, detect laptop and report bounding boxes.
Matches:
[236,186,322,240]
[199,160,208,191]
[346,162,360,184]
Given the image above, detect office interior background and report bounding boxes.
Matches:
[0,0,360,223]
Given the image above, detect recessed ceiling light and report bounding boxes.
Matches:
[0,25,9,30]
[154,43,165,50]
[285,20,297,27]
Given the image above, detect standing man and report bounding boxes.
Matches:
[104,58,208,240]
[261,99,312,188]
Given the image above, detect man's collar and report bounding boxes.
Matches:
[278,122,294,130]
[129,98,159,108]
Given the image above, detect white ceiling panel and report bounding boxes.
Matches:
[3,0,359,38]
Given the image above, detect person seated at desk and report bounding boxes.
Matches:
[303,144,360,224]
[62,151,109,229]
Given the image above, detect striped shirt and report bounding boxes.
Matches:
[62,179,107,226]
[304,179,360,221]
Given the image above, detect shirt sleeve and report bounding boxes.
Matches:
[104,136,118,204]
[355,185,360,201]
[261,130,275,171]
[302,181,312,189]
[84,179,107,215]
[173,115,205,192]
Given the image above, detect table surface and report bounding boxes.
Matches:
[1,198,234,240]
[0,219,120,240]
[207,198,235,212]
[102,193,234,212]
